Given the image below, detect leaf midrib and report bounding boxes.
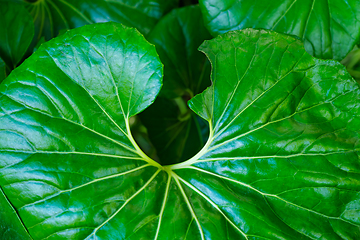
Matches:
[84,169,161,239]
[3,92,136,154]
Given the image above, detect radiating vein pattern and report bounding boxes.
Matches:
[1,24,360,240]
[183,29,360,239]
[0,23,164,239]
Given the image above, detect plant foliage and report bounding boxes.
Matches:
[199,0,360,60]
[0,1,360,240]
[0,22,360,239]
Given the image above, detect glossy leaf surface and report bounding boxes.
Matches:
[0,22,164,239]
[0,187,32,240]
[140,6,211,164]
[0,1,34,69]
[199,0,360,60]
[1,23,360,239]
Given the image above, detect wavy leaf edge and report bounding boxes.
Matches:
[1,23,359,239]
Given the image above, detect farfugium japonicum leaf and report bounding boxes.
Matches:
[0,22,359,239]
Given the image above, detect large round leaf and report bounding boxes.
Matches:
[1,23,360,239]
[199,0,360,60]
[0,22,164,239]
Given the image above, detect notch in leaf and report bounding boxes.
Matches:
[0,22,359,239]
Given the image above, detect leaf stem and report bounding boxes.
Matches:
[174,96,191,121]
[167,120,214,170]
[126,118,163,169]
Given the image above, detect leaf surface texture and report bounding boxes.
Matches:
[199,0,360,60]
[0,23,360,239]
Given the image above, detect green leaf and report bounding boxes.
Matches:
[147,5,212,98]
[1,24,360,239]
[0,1,34,69]
[32,36,46,53]
[199,0,360,60]
[182,29,360,239]
[140,5,211,164]
[0,58,7,83]
[140,96,209,165]
[21,0,178,41]
[0,22,164,239]
[0,187,32,240]
[342,47,360,84]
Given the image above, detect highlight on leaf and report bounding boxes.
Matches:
[0,22,359,240]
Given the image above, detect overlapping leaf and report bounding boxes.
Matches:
[140,5,211,164]
[147,5,211,99]
[0,59,6,83]
[342,47,360,84]
[0,187,31,240]
[0,1,34,75]
[2,0,177,79]
[140,96,209,165]
[199,0,360,60]
[0,23,359,239]
[0,22,164,239]
[177,29,360,239]
[20,0,178,40]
